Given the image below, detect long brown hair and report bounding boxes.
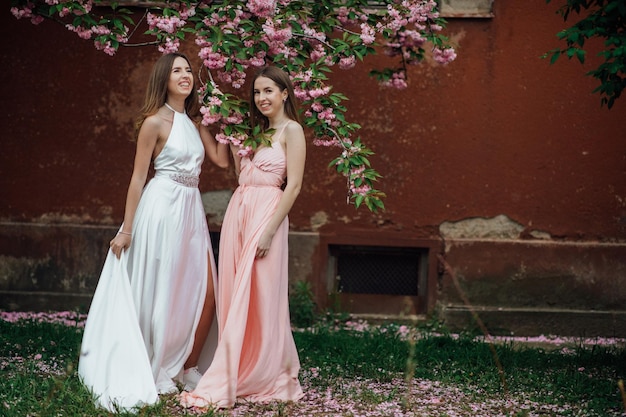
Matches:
[249,66,300,133]
[135,53,200,136]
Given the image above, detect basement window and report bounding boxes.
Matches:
[439,0,495,18]
[327,245,430,315]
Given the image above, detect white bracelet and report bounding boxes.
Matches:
[118,231,132,236]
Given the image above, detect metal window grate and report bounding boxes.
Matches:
[330,245,425,296]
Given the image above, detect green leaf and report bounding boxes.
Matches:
[552,49,564,64]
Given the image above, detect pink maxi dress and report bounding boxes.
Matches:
[180,128,304,409]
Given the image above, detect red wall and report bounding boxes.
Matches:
[2,1,625,240]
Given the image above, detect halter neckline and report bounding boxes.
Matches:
[164,103,185,114]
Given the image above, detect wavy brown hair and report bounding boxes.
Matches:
[249,66,300,133]
[134,53,200,137]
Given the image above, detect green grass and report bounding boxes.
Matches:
[1,317,625,416]
[297,325,626,413]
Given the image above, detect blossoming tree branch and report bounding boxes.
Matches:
[10,0,457,212]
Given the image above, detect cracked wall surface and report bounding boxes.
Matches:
[440,214,525,240]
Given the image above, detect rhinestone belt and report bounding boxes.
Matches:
[169,173,199,188]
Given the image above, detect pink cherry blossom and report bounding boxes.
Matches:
[201,50,227,69]
[10,6,33,20]
[310,102,324,112]
[65,24,92,39]
[313,137,341,147]
[433,47,457,65]
[158,37,180,54]
[310,45,327,62]
[308,86,330,98]
[339,55,356,70]
[94,40,116,56]
[247,0,276,18]
[91,25,111,36]
[237,145,254,157]
[215,133,231,144]
[147,13,186,34]
[381,71,408,89]
[31,15,44,25]
[294,87,310,101]
[336,6,349,24]
[360,23,376,45]
[201,110,222,126]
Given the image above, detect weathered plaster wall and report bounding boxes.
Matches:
[437,215,626,336]
[2,4,625,237]
[2,3,626,335]
[309,4,626,240]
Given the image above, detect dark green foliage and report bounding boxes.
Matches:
[545,0,626,108]
[288,280,319,328]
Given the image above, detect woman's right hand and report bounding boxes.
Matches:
[109,233,131,259]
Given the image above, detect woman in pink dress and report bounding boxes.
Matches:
[180,66,306,409]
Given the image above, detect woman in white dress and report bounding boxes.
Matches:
[78,52,229,412]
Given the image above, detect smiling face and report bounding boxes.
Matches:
[253,75,288,121]
[167,56,193,100]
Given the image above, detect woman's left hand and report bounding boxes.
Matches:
[256,230,274,259]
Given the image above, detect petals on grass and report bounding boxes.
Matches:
[0,311,86,327]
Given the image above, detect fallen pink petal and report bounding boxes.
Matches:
[1,312,624,416]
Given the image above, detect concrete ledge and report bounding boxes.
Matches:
[0,290,93,312]
[3,222,626,339]
[441,238,626,311]
[0,222,117,301]
[437,238,626,337]
[440,304,626,337]
[0,222,320,312]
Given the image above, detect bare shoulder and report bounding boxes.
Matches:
[284,120,305,142]
[137,112,171,149]
[283,121,306,162]
[143,109,173,136]
[139,113,162,135]
[152,107,176,125]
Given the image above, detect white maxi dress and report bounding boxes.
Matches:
[78,106,217,412]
